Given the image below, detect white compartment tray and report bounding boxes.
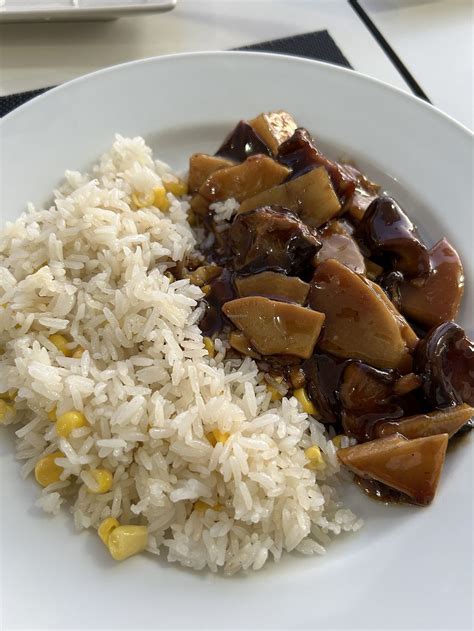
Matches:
[0,0,176,23]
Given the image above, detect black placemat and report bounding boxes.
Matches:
[237,29,351,69]
[0,29,351,118]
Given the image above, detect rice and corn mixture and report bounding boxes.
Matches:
[0,135,361,573]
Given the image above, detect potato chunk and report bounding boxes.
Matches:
[222,296,325,358]
[309,259,417,371]
[199,155,289,203]
[338,433,448,505]
[239,167,341,228]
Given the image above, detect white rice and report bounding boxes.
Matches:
[0,135,361,574]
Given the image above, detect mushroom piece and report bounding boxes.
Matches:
[215,120,271,162]
[375,403,474,440]
[339,362,410,441]
[199,269,236,337]
[235,271,310,304]
[303,352,350,423]
[316,220,366,274]
[229,206,321,276]
[337,433,449,505]
[399,238,464,328]
[222,296,325,359]
[188,154,235,194]
[199,155,290,204]
[277,128,357,203]
[415,321,474,407]
[357,196,431,278]
[249,111,298,155]
[239,167,341,228]
[309,259,418,371]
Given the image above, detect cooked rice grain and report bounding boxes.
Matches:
[0,135,360,573]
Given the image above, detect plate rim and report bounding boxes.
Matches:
[1,50,473,139]
[1,49,472,630]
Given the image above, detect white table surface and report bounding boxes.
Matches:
[0,0,411,94]
[1,0,471,129]
[361,0,473,129]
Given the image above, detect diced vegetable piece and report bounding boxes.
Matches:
[294,388,318,415]
[188,154,235,194]
[229,206,321,276]
[393,372,423,396]
[215,120,271,162]
[190,193,210,217]
[357,196,430,278]
[309,259,417,371]
[341,164,380,222]
[415,321,474,407]
[229,330,261,359]
[222,296,325,359]
[370,282,418,352]
[277,128,357,202]
[199,155,289,204]
[365,258,384,281]
[337,433,449,505]
[239,167,341,228]
[376,403,474,439]
[235,271,309,304]
[249,111,297,155]
[400,238,464,328]
[316,220,365,273]
[107,525,148,561]
[187,263,223,287]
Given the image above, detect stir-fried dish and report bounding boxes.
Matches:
[1,113,472,574]
[182,110,473,506]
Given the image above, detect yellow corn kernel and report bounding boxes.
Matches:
[131,190,155,209]
[98,517,120,545]
[72,346,85,359]
[107,525,148,561]
[207,429,230,447]
[34,451,64,487]
[49,333,72,357]
[201,284,211,296]
[203,336,215,358]
[332,435,345,449]
[194,499,221,512]
[0,399,14,423]
[293,388,317,415]
[47,407,57,422]
[56,410,87,437]
[267,384,283,401]
[87,468,113,494]
[164,178,188,197]
[164,271,175,282]
[153,186,171,212]
[304,445,325,470]
[0,389,17,400]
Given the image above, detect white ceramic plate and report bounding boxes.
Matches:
[0,0,176,23]
[1,52,472,630]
